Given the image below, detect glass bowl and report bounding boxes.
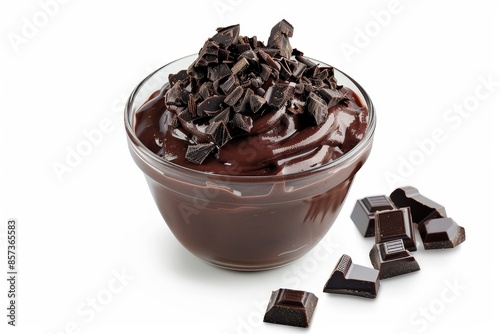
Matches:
[125,54,376,271]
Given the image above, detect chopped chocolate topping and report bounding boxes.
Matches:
[185,143,215,164]
[156,21,357,164]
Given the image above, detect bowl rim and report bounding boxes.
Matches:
[125,54,376,181]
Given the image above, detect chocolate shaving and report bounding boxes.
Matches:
[185,143,215,164]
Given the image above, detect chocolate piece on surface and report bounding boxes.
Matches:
[232,113,253,132]
[351,195,396,237]
[210,108,230,125]
[185,143,215,164]
[206,121,232,148]
[267,20,294,58]
[223,86,244,106]
[249,94,266,113]
[375,207,417,251]
[307,92,328,125]
[419,218,466,250]
[196,95,225,117]
[323,254,380,298]
[263,288,318,328]
[264,83,294,108]
[195,40,219,67]
[212,24,240,47]
[207,63,231,82]
[390,186,447,225]
[370,239,420,279]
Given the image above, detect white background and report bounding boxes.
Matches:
[1,0,499,333]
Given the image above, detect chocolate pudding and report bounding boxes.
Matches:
[125,20,376,270]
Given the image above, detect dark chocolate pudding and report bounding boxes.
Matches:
[125,20,375,270]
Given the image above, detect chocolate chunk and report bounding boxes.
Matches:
[370,239,420,279]
[292,62,307,79]
[185,143,215,164]
[223,86,244,106]
[418,218,466,250]
[323,254,380,298]
[198,82,215,100]
[390,187,447,225]
[206,121,232,147]
[211,24,240,48]
[307,92,328,125]
[165,82,187,106]
[239,50,259,65]
[207,63,232,82]
[196,95,225,117]
[195,40,219,67]
[249,94,266,113]
[257,49,281,71]
[232,113,253,132]
[168,70,189,86]
[263,288,318,328]
[210,108,230,125]
[267,20,294,58]
[259,63,273,82]
[234,88,254,113]
[217,74,237,95]
[231,57,250,75]
[317,88,346,107]
[265,83,294,108]
[351,195,396,237]
[375,207,417,251]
